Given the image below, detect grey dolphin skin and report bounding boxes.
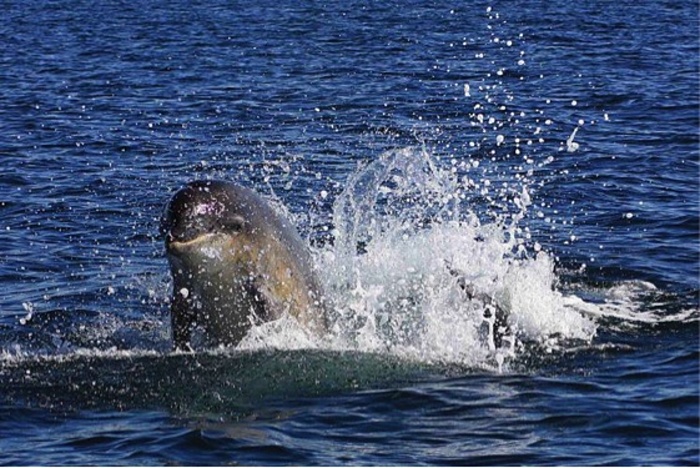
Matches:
[161,180,327,350]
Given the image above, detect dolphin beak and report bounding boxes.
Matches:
[166,231,219,254]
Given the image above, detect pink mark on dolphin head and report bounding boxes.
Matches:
[194,200,225,217]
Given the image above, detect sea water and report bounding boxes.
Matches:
[0,0,697,465]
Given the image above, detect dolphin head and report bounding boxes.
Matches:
[161,181,257,274]
[160,180,250,263]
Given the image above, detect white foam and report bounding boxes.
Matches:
[237,315,319,351]
[571,281,699,325]
[0,345,162,366]
[239,147,604,369]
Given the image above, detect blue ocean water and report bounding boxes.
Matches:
[0,0,698,465]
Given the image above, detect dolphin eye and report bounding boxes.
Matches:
[221,215,246,233]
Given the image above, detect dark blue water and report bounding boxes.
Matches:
[1,0,698,465]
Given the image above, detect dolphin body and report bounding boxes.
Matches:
[161,180,326,350]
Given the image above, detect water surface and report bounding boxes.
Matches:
[0,0,698,465]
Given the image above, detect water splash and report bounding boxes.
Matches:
[240,146,603,371]
[237,143,696,371]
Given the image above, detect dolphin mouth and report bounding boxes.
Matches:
[166,232,219,252]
